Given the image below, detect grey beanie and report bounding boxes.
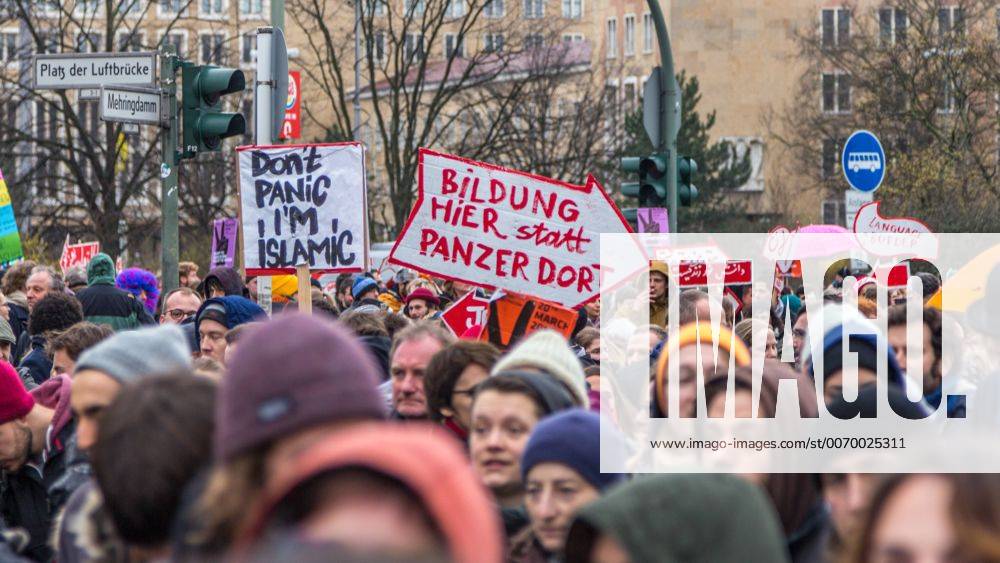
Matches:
[74,324,192,383]
[0,318,14,345]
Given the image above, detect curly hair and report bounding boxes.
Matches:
[29,292,84,336]
[116,268,160,314]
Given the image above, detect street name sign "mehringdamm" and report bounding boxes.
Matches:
[34,52,157,90]
[99,86,163,126]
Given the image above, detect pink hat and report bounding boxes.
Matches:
[0,362,34,424]
[404,287,440,306]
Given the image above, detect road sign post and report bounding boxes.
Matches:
[160,46,180,293]
[644,0,678,233]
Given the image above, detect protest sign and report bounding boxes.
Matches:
[0,168,22,266]
[441,291,490,336]
[60,238,100,275]
[853,201,937,259]
[211,218,238,268]
[481,292,577,349]
[637,208,669,233]
[237,142,368,276]
[389,149,637,308]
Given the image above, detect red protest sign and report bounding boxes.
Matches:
[389,149,640,308]
[279,71,301,140]
[480,292,577,349]
[678,260,753,287]
[60,240,100,275]
[441,291,490,336]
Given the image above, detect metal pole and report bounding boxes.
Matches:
[645,0,678,233]
[160,46,180,293]
[352,0,362,140]
[270,0,284,32]
[255,28,274,144]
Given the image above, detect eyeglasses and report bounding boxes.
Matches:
[163,308,197,321]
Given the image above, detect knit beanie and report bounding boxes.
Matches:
[491,330,588,406]
[495,370,578,416]
[521,410,625,492]
[352,277,378,300]
[270,275,298,302]
[0,318,15,345]
[0,362,34,424]
[216,314,387,462]
[74,324,192,383]
[654,322,751,417]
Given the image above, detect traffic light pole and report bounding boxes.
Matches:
[645,0,678,233]
[160,46,180,293]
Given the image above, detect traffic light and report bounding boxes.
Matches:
[182,65,247,153]
[620,154,669,207]
[678,156,698,206]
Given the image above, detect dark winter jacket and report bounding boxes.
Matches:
[507,526,550,563]
[76,254,155,331]
[201,267,248,299]
[0,375,90,562]
[194,296,265,342]
[8,302,28,360]
[17,335,51,387]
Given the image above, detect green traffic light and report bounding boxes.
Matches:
[677,156,698,206]
[621,157,642,173]
[182,64,247,154]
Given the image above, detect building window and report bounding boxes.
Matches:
[938,6,964,37]
[1,32,16,62]
[370,30,385,62]
[938,77,960,113]
[879,7,907,45]
[239,0,262,15]
[37,32,60,54]
[483,0,503,18]
[404,33,424,60]
[117,31,144,52]
[821,8,850,48]
[35,102,58,197]
[241,34,253,66]
[483,33,503,53]
[821,137,843,179]
[623,14,635,56]
[162,32,185,57]
[561,0,580,19]
[76,32,102,53]
[523,0,542,19]
[606,17,617,59]
[562,33,583,42]
[642,12,652,53]
[403,0,425,16]
[446,0,463,18]
[122,0,142,16]
[524,33,543,49]
[821,72,850,113]
[159,0,183,13]
[201,33,225,64]
[445,33,463,58]
[202,0,224,17]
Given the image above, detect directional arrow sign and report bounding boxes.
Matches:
[440,290,490,336]
[34,52,156,90]
[389,149,637,308]
[99,86,162,125]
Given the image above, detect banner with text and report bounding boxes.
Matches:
[237,142,368,275]
[210,218,238,268]
[0,168,22,266]
[389,149,633,307]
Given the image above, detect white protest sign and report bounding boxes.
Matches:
[388,149,637,307]
[237,142,368,275]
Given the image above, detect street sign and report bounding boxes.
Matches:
[280,70,301,139]
[271,28,288,136]
[642,67,660,147]
[845,190,873,228]
[842,130,886,193]
[79,88,100,100]
[34,52,157,90]
[99,86,162,125]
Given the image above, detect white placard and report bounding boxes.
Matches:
[238,142,368,275]
[34,52,157,89]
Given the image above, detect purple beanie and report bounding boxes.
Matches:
[216,313,386,462]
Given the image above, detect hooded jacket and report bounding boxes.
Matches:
[564,474,790,563]
[236,423,503,563]
[76,254,155,331]
[0,375,90,561]
[201,267,248,299]
[193,296,265,343]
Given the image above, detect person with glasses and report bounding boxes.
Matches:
[160,287,203,325]
[424,340,500,441]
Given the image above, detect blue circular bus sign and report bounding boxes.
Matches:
[842,130,886,193]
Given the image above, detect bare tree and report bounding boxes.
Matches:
[288,0,616,237]
[769,0,1000,231]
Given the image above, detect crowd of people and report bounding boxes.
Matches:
[0,254,996,563]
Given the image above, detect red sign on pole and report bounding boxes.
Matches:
[279,70,301,140]
[440,291,490,336]
[60,239,100,275]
